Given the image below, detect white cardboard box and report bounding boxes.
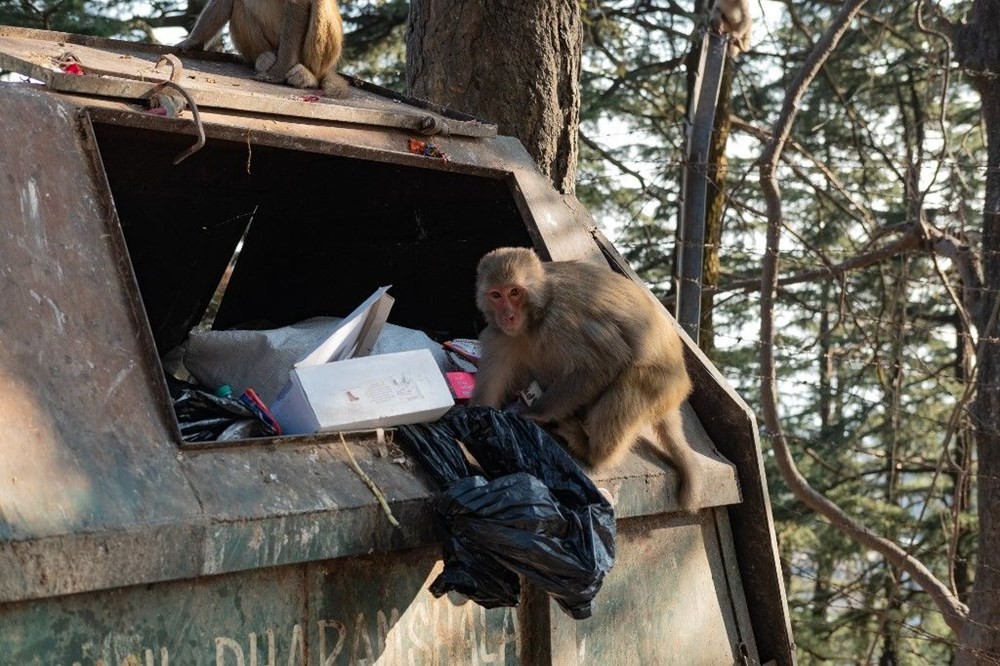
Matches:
[184,286,394,405]
[272,349,454,435]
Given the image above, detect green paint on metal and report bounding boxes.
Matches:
[0,547,519,665]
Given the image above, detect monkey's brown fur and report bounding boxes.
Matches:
[471,247,702,511]
[710,0,753,57]
[177,0,347,97]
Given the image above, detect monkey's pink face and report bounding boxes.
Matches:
[487,285,527,336]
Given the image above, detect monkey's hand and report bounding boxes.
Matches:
[253,52,277,74]
[522,409,555,426]
[253,69,286,84]
[524,401,582,428]
[551,419,592,462]
[252,52,291,83]
[528,371,611,425]
[174,37,204,52]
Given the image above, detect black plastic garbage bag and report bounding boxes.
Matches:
[167,376,278,442]
[397,407,616,620]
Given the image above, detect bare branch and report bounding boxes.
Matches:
[731,116,876,231]
[718,220,981,298]
[580,131,672,200]
[756,0,970,635]
[720,222,923,293]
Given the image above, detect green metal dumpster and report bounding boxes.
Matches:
[0,26,794,665]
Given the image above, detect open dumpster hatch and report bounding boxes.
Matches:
[0,26,794,666]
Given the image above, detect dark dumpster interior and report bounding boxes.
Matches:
[90,123,533,438]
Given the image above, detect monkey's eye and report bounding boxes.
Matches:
[509,287,522,298]
[488,290,503,300]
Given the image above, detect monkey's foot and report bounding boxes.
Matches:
[254,51,277,74]
[286,64,320,89]
[320,72,350,98]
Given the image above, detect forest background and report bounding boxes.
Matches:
[2,0,997,663]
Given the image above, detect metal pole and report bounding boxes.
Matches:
[676,31,727,343]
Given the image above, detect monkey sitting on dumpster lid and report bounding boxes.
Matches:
[176,0,348,97]
[710,0,753,57]
[470,246,703,512]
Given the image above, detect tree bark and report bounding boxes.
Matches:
[405,0,582,194]
[953,0,1000,656]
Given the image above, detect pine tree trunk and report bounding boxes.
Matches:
[405,0,582,194]
[957,82,1000,663]
[953,0,1000,659]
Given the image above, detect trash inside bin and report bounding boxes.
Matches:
[397,407,616,619]
[272,349,455,434]
[167,376,280,442]
[183,287,395,405]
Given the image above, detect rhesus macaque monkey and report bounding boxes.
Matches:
[471,247,703,511]
[176,0,348,97]
[710,0,753,57]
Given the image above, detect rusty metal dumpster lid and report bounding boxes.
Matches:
[0,26,496,139]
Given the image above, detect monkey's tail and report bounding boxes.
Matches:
[654,411,702,512]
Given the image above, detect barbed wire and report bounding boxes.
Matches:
[576,159,995,179]
[575,108,1000,655]
[608,237,1000,268]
